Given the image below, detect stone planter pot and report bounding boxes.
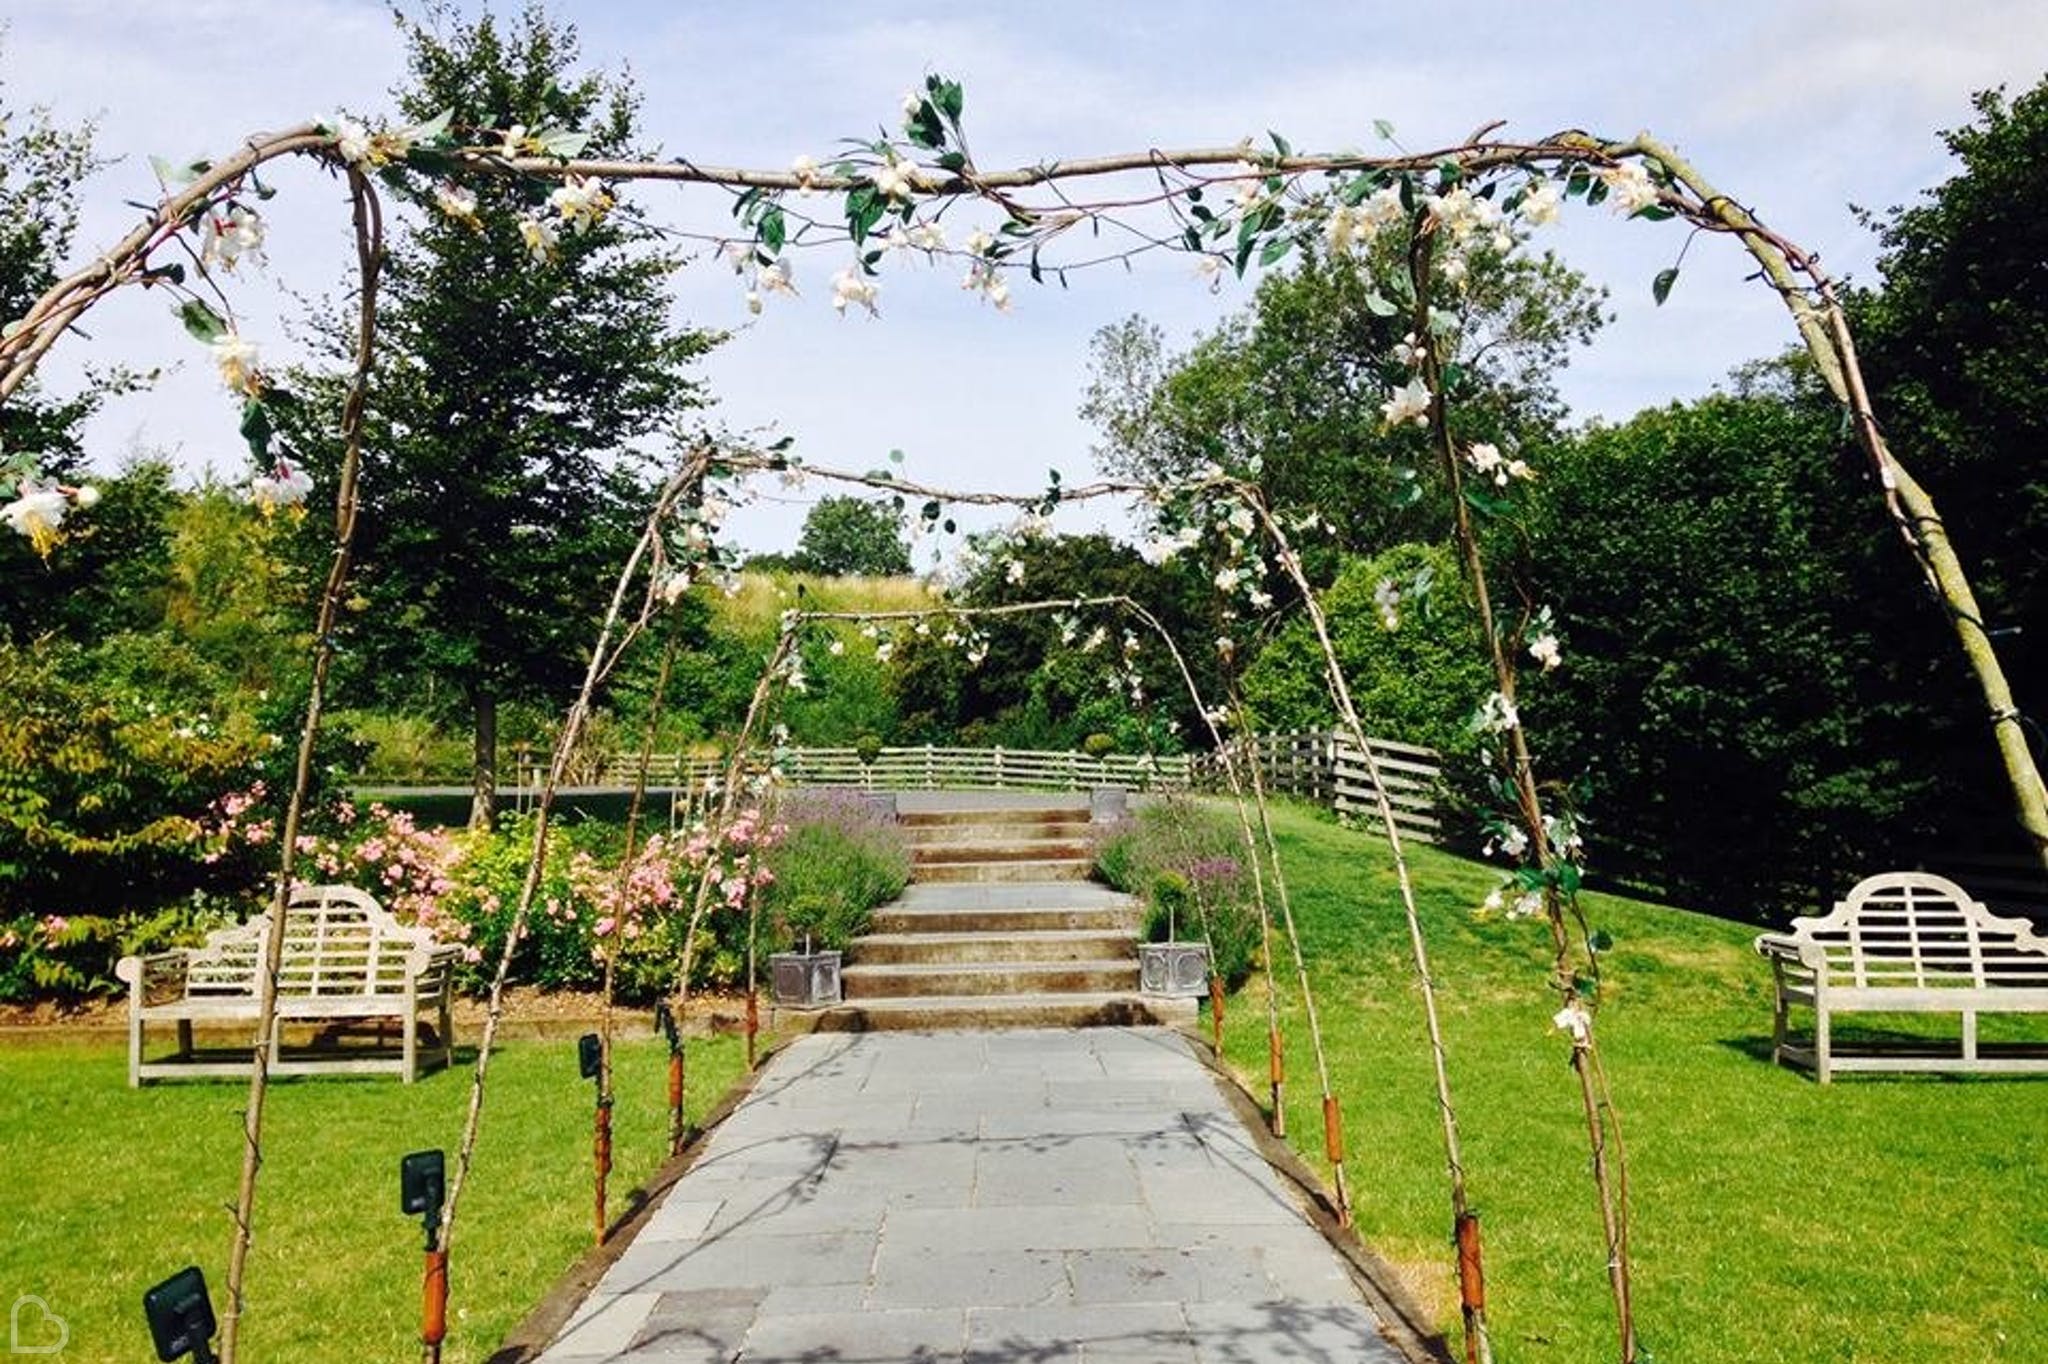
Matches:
[769,950,842,1009]
[1138,941,1210,998]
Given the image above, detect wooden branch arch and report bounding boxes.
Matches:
[3,105,2039,1364]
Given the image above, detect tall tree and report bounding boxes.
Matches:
[0,68,99,478]
[1850,78,2048,753]
[299,2,717,825]
[795,495,911,576]
[1081,240,1605,570]
[1517,389,1963,918]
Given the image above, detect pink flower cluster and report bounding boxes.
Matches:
[200,781,274,862]
[204,788,474,958]
[681,806,786,912]
[572,833,682,946]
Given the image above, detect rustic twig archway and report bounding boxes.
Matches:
[3,88,2038,1364]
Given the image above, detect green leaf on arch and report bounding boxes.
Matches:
[177,299,227,344]
[239,397,273,460]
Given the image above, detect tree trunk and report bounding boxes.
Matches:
[470,688,498,831]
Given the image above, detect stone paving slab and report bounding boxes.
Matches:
[535,1029,1408,1364]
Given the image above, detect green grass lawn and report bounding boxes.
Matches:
[1223,803,2048,1364]
[0,1033,744,1364]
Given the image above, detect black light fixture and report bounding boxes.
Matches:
[400,1149,446,1250]
[402,1149,451,1359]
[577,1031,613,1244]
[143,1266,216,1364]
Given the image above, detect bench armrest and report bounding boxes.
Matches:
[1754,933,1826,981]
[406,944,463,998]
[115,951,190,1005]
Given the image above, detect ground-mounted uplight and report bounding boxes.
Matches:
[579,1031,612,1246]
[401,1149,445,1245]
[655,1001,686,1154]
[400,1149,448,1361]
[143,1266,216,1364]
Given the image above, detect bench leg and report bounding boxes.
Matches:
[1771,989,1789,1067]
[1963,1009,1978,1065]
[1815,1003,1833,1085]
[129,1005,144,1089]
[177,1018,194,1060]
[403,1011,418,1084]
[439,995,455,1071]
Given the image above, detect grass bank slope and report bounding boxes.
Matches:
[1224,803,2046,1364]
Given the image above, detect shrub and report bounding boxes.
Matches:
[0,636,283,921]
[1094,793,1263,988]
[0,899,238,1005]
[755,788,910,954]
[1081,732,1117,758]
[341,711,470,784]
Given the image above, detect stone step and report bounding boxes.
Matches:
[803,992,1195,1032]
[870,904,1140,935]
[898,807,1087,827]
[910,841,1096,865]
[842,959,1139,999]
[913,859,1095,884]
[849,929,1139,966]
[904,821,1097,846]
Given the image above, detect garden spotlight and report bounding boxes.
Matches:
[656,1001,686,1155]
[579,1031,612,1245]
[400,1149,449,1358]
[400,1149,445,1249]
[143,1266,216,1364]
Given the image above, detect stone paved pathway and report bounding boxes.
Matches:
[538,1029,1406,1363]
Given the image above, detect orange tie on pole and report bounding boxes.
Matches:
[1267,1028,1286,1137]
[420,1248,447,1361]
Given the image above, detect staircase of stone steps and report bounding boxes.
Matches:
[811,802,1192,1031]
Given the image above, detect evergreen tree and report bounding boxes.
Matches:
[298,2,718,825]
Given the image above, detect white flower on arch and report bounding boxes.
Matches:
[2,481,70,557]
[1380,375,1432,428]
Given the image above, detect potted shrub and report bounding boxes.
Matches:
[768,892,842,1008]
[1137,870,1209,997]
[853,731,884,790]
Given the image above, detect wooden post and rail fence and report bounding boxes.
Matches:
[504,730,1448,843]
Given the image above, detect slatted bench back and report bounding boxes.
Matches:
[184,885,433,998]
[1786,872,2048,989]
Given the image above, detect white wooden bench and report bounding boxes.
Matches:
[1754,871,2048,1081]
[115,884,459,1086]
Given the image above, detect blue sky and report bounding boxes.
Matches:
[11,0,2048,551]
